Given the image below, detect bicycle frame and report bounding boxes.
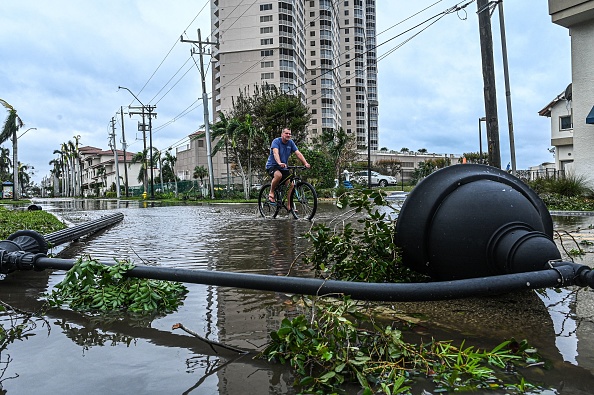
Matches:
[258,166,317,220]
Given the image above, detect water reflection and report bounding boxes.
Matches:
[1,200,594,394]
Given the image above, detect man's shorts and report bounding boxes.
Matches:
[266,165,290,179]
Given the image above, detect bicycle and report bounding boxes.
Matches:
[258,166,318,220]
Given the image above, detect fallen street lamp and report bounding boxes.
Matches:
[118,86,156,199]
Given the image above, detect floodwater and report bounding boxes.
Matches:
[1,199,594,394]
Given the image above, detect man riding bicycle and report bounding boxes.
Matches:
[265,128,310,209]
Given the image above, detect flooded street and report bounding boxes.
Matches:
[1,199,594,394]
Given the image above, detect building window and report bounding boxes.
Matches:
[260,27,273,34]
[345,10,349,15]
[345,45,350,50]
[312,90,317,94]
[310,11,315,17]
[260,4,272,11]
[311,40,315,46]
[345,19,350,25]
[345,54,350,59]
[347,121,351,125]
[345,37,350,42]
[311,50,316,56]
[260,15,273,22]
[311,79,316,85]
[261,61,274,68]
[312,99,317,104]
[261,72,274,79]
[312,119,318,124]
[261,38,273,45]
[311,70,316,75]
[198,139,204,148]
[310,31,315,36]
[310,1,314,6]
[311,60,316,65]
[560,115,573,130]
[345,28,349,34]
[312,109,317,114]
[310,21,315,26]
[261,49,274,56]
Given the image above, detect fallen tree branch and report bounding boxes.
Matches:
[172,323,248,355]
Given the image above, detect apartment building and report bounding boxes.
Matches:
[210,0,378,150]
[548,0,594,187]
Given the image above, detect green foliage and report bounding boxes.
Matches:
[528,173,593,198]
[261,297,542,394]
[0,206,66,239]
[461,152,488,164]
[304,189,426,283]
[47,256,188,314]
[296,148,336,188]
[537,193,594,211]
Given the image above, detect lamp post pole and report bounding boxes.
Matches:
[478,117,486,163]
[118,86,156,199]
[13,127,36,200]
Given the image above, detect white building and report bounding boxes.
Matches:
[78,146,143,197]
[538,84,574,175]
[548,0,594,187]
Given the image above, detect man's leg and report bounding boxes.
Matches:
[269,170,283,202]
[287,182,295,210]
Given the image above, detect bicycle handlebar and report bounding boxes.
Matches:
[286,166,308,170]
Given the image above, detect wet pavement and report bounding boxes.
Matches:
[0,199,594,394]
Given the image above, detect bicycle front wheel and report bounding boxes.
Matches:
[258,184,280,218]
[290,182,318,220]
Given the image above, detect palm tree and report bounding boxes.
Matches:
[72,135,83,196]
[48,157,63,197]
[131,150,148,192]
[193,165,208,197]
[1,99,24,200]
[52,149,68,197]
[164,149,178,197]
[0,147,11,181]
[17,162,33,196]
[211,112,235,193]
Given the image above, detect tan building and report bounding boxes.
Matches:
[174,131,230,183]
[210,0,378,151]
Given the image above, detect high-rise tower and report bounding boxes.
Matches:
[211,0,378,150]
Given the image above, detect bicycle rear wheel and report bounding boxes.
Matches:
[258,184,280,218]
[290,182,317,220]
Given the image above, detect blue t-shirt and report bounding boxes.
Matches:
[266,137,298,168]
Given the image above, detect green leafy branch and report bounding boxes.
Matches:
[303,188,428,283]
[46,256,188,314]
[260,297,543,395]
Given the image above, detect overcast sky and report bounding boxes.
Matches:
[1,1,570,184]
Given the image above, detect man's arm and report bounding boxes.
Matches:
[295,150,310,168]
[272,147,286,168]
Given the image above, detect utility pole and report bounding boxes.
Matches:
[129,105,157,198]
[120,106,129,197]
[109,117,121,198]
[181,29,218,199]
[477,0,501,169]
[497,0,516,175]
